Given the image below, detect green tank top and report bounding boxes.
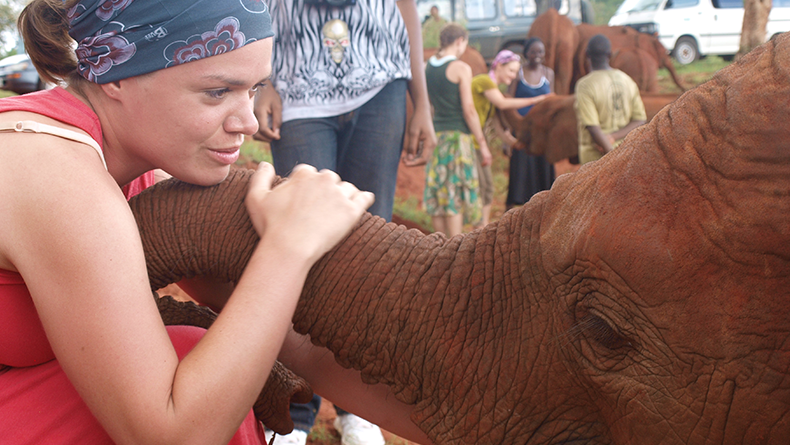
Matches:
[425,56,470,134]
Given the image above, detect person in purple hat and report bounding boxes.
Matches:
[470,49,552,227]
[0,1,430,444]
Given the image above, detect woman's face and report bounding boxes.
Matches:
[526,42,545,66]
[495,60,521,85]
[108,38,273,186]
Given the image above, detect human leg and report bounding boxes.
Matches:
[506,148,530,208]
[473,148,494,227]
[335,80,407,222]
[270,118,340,176]
[424,131,481,234]
[269,119,339,445]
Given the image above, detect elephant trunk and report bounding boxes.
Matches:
[131,168,555,444]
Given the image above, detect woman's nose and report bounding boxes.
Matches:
[226,103,260,136]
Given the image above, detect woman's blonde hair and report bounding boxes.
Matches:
[18,0,83,87]
[439,23,468,50]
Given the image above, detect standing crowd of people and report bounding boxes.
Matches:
[0,0,646,444]
[420,14,646,235]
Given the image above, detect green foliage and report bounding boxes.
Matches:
[0,0,26,50]
[394,195,434,232]
[590,0,625,25]
[237,139,272,165]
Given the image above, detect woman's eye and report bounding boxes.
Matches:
[207,88,230,99]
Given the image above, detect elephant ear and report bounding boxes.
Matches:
[155,293,314,435]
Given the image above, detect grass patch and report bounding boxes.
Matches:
[658,56,732,93]
[306,423,337,443]
[238,138,272,165]
[394,195,434,232]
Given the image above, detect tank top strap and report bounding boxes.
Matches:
[0,120,106,170]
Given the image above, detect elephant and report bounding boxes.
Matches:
[503,93,679,165]
[572,24,686,94]
[527,8,579,95]
[610,46,659,93]
[130,35,790,444]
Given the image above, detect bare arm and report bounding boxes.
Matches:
[398,0,438,167]
[3,133,372,445]
[278,330,433,444]
[450,62,491,165]
[482,87,552,110]
[609,119,646,142]
[586,125,615,154]
[253,81,282,142]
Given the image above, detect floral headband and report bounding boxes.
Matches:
[488,49,521,80]
[67,0,274,83]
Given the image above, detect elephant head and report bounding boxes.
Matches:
[131,35,790,444]
[502,93,679,164]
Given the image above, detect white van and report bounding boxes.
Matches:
[608,0,790,64]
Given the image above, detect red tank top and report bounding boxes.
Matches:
[0,87,155,367]
[0,89,264,445]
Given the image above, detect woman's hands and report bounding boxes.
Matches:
[245,163,375,264]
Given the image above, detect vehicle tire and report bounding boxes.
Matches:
[673,37,699,65]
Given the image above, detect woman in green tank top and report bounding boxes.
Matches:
[423,24,488,237]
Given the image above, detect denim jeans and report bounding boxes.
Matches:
[270,79,408,222]
[289,395,352,433]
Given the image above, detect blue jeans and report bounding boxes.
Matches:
[289,395,352,433]
[270,79,408,222]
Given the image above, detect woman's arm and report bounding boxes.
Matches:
[6,133,371,445]
[278,330,433,444]
[453,62,491,165]
[398,0,438,167]
[482,86,551,110]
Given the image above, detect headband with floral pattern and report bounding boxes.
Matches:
[67,0,274,83]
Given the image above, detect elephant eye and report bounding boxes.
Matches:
[581,314,633,351]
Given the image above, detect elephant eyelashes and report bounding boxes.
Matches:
[580,314,633,351]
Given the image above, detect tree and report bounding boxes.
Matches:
[0,0,19,50]
[738,0,772,58]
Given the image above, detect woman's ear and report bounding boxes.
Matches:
[99,80,125,101]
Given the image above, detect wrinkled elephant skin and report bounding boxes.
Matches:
[610,46,659,93]
[130,36,790,445]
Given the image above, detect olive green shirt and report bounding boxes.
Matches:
[574,69,646,164]
[471,74,498,149]
[421,16,447,49]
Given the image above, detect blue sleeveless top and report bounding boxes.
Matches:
[515,70,551,116]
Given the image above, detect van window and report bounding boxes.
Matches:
[504,0,536,17]
[465,0,497,20]
[711,0,743,8]
[665,0,699,9]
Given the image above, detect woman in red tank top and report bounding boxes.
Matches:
[0,1,429,444]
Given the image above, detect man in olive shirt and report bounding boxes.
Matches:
[574,34,646,165]
[421,5,447,49]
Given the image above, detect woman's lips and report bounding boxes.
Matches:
[208,147,240,165]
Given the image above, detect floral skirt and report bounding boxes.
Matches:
[423,131,481,226]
